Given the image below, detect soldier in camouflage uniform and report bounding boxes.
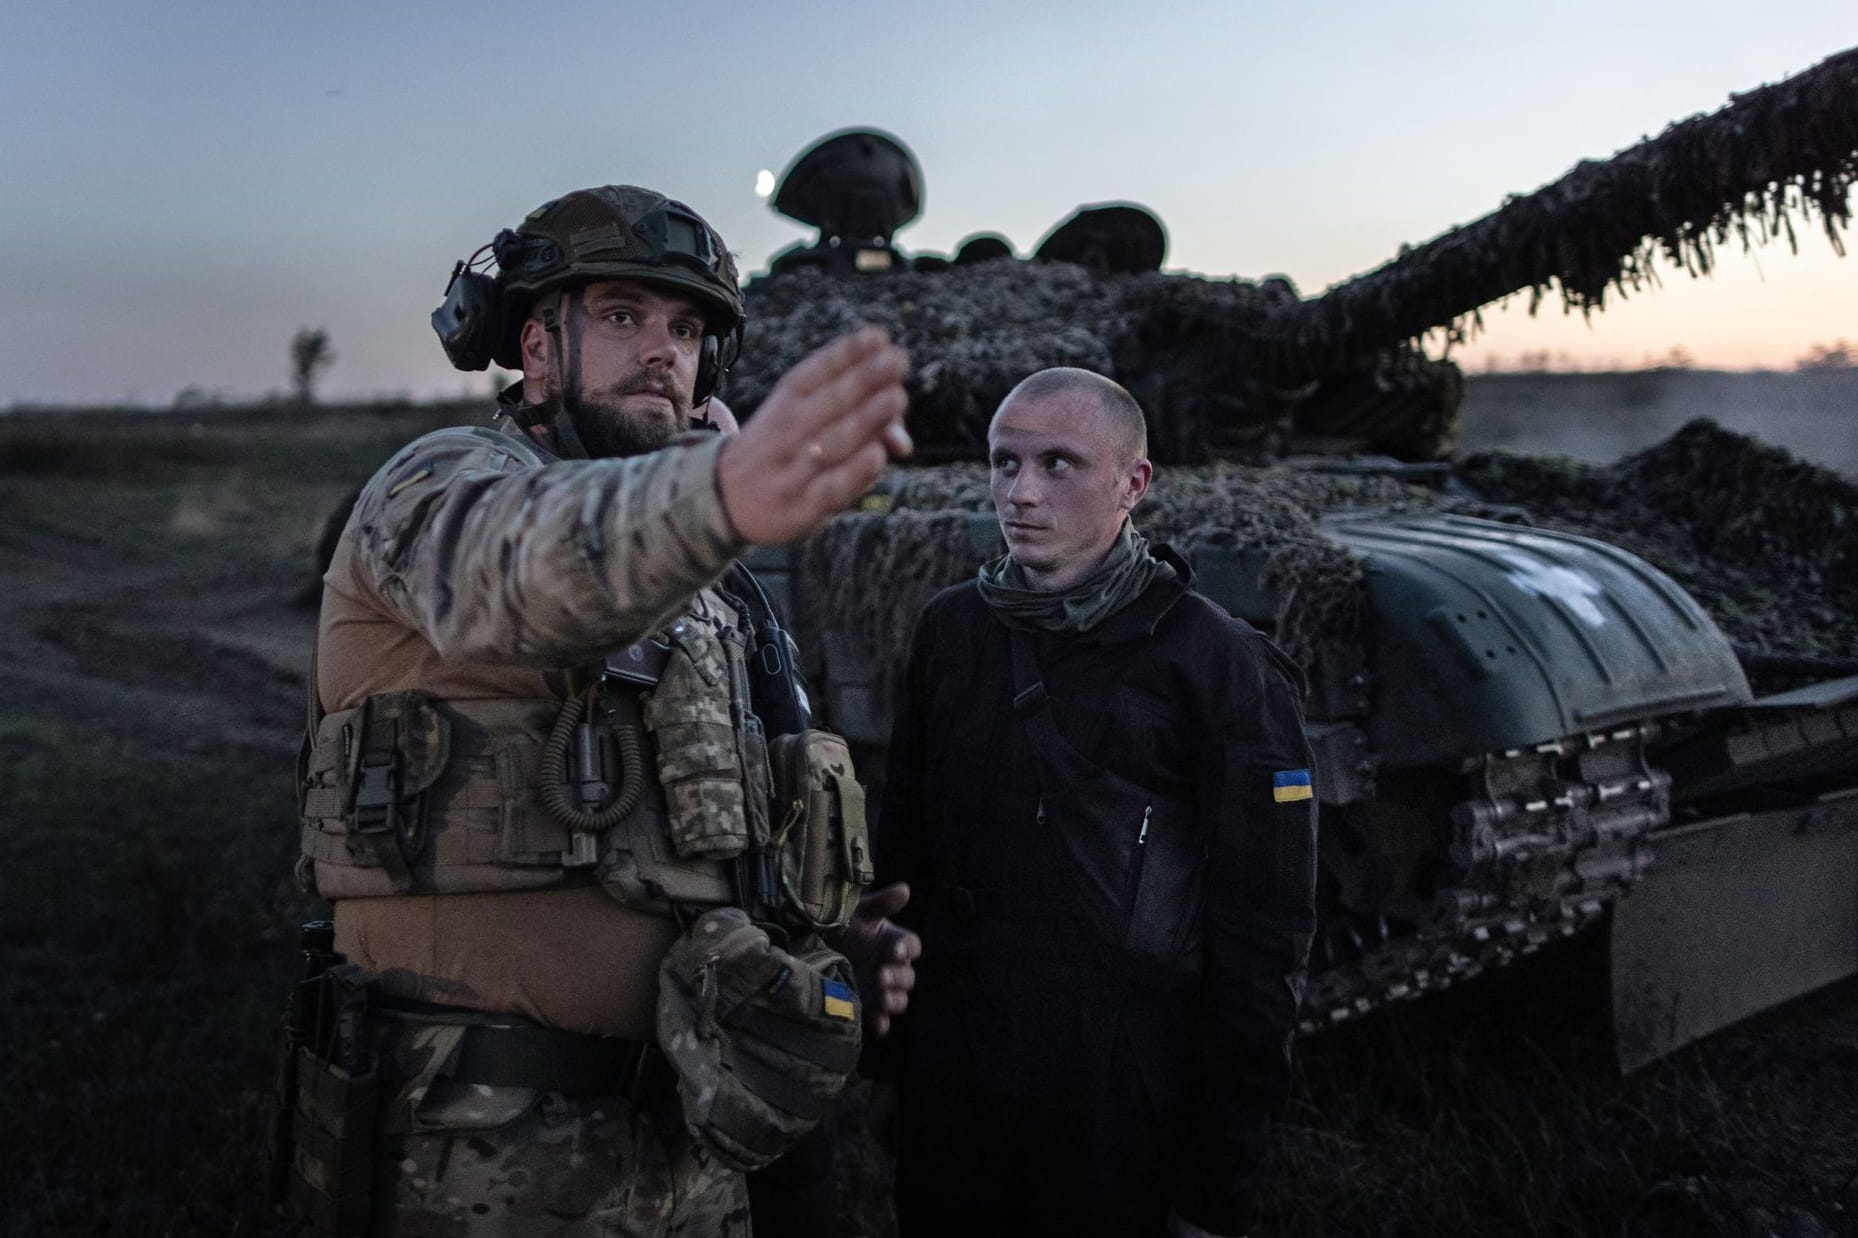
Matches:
[288,186,918,1237]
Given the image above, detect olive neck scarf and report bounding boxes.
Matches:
[976,519,1176,634]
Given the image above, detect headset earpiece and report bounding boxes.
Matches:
[695,322,743,404]
[430,262,508,372]
[695,335,721,405]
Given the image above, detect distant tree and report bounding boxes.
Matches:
[1796,340,1853,371]
[291,327,335,405]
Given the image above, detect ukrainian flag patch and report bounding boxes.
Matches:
[1273,769,1313,803]
[822,978,857,1021]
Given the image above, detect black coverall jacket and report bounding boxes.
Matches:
[878,554,1317,1237]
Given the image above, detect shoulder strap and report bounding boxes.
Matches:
[725,564,813,737]
[1007,628,1073,768]
[1006,626,1165,792]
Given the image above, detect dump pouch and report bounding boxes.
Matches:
[643,620,757,859]
[767,730,873,929]
[656,908,862,1171]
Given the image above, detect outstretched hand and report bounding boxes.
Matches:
[830,882,921,1037]
[715,326,911,545]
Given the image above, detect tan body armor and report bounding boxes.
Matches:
[303,419,868,1039]
[299,639,749,913]
[307,423,756,1037]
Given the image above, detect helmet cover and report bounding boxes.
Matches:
[499,186,744,330]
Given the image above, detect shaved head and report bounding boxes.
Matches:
[987,367,1154,591]
[996,368,1147,464]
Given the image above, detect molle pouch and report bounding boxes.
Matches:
[279,964,381,1238]
[656,908,862,1172]
[768,730,873,929]
[643,620,752,859]
[301,691,451,895]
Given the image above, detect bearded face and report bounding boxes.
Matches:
[562,368,693,458]
[523,278,708,459]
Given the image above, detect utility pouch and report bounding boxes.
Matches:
[277,963,381,1238]
[329,691,451,892]
[656,908,862,1172]
[644,620,754,860]
[767,730,873,929]
[269,923,341,1210]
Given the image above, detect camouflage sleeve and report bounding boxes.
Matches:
[347,426,746,665]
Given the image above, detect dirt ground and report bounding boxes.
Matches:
[0,403,451,1237]
[2,394,1855,1236]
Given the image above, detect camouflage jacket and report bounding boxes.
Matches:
[320,416,743,687]
[308,412,749,1038]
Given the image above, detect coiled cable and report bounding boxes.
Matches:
[541,687,646,833]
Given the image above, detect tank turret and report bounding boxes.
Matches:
[734,47,1858,464]
[738,47,1858,1067]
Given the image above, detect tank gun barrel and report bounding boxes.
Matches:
[1248,45,1858,374]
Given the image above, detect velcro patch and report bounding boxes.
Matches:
[1273,769,1313,803]
[821,979,856,1021]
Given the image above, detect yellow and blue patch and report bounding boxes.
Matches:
[1273,769,1313,803]
[822,979,857,1021]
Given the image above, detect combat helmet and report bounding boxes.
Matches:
[433,186,744,399]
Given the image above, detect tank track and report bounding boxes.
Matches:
[1300,723,1667,1033]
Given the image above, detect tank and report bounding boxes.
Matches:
[737,45,1858,1068]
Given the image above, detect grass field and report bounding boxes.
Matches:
[2,393,1855,1236]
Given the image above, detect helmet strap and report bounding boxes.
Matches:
[538,289,593,460]
[539,289,571,403]
[548,406,594,461]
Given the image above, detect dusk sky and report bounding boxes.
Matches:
[3,2,1852,406]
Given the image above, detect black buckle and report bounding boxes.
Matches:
[349,752,400,835]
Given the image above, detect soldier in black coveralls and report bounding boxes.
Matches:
[878,367,1318,1238]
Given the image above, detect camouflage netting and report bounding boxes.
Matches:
[792,462,1447,716]
[794,420,1858,716]
[730,262,1458,462]
[735,262,1277,456]
[1270,45,1858,367]
[791,508,991,699]
[733,49,1853,467]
